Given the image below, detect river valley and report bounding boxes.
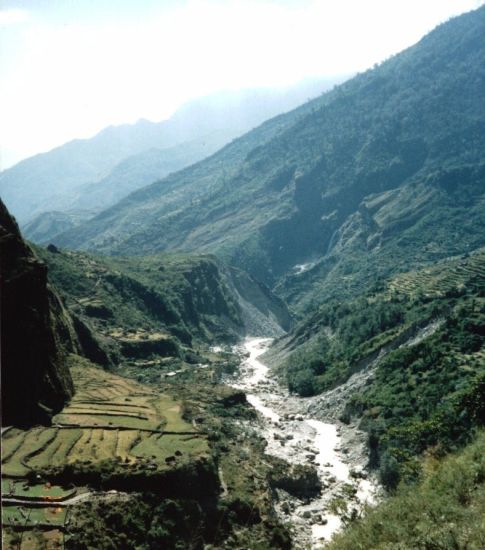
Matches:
[228,337,380,549]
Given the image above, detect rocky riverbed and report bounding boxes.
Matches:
[228,337,380,549]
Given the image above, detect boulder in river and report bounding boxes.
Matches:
[269,461,322,499]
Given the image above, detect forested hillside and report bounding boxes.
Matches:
[54,7,485,315]
[36,245,291,370]
[2,6,484,550]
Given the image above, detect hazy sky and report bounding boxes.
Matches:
[1,0,484,169]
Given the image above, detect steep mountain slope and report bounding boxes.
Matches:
[35,246,292,368]
[0,78,340,225]
[328,431,485,549]
[269,249,484,488]
[55,7,485,312]
[22,210,94,245]
[53,95,323,251]
[21,133,234,244]
[69,131,235,211]
[0,200,76,426]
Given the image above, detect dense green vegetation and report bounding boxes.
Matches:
[3,7,485,549]
[284,251,484,393]
[36,246,242,346]
[2,355,291,550]
[353,319,483,489]
[328,430,485,549]
[348,310,484,483]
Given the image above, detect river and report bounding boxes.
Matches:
[228,337,378,549]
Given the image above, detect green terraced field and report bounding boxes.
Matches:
[52,364,195,432]
[130,433,208,462]
[2,428,57,477]
[1,429,27,462]
[2,505,67,529]
[28,429,82,469]
[115,430,141,461]
[28,506,67,526]
[2,364,207,483]
[387,249,485,298]
[17,529,63,550]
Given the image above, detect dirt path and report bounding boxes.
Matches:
[2,491,94,507]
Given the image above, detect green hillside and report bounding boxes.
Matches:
[1,355,292,550]
[1,79,338,226]
[35,245,291,369]
[275,250,484,488]
[2,7,485,549]
[54,7,485,315]
[328,430,485,550]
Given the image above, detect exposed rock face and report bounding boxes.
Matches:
[223,265,293,337]
[0,199,76,426]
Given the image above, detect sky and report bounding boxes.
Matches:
[1,0,484,169]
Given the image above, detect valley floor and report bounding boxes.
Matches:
[228,337,380,549]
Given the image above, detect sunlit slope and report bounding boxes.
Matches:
[327,430,485,550]
[269,249,484,494]
[33,246,292,370]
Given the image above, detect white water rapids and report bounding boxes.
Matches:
[228,337,378,548]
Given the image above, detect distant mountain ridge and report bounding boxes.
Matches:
[0,77,342,226]
[53,7,485,312]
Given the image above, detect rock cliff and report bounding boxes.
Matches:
[1,199,76,426]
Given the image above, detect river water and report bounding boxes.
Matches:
[228,337,378,549]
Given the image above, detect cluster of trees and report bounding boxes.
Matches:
[286,292,437,396]
[345,298,484,489]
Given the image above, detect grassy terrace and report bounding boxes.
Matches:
[2,363,208,477]
[3,529,64,550]
[2,505,67,527]
[1,479,73,500]
[1,361,209,539]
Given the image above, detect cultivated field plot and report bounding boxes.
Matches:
[130,433,208,462]
[54,364,196,432]
[2,428,58,477]
[2,364,208,480]
[4,529,64,550]
[1,479,73,500]
[2,504,67,528]
[387,250,485,298]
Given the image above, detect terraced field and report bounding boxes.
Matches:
[1,478,74,500]
[2,505,67,527]
[2,364,207,475]
[4,529,64,550]
[2,428,58,477]
[1,362,209,542]
[387,249,485,298]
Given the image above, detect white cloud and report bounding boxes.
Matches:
[0,8,29,26]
